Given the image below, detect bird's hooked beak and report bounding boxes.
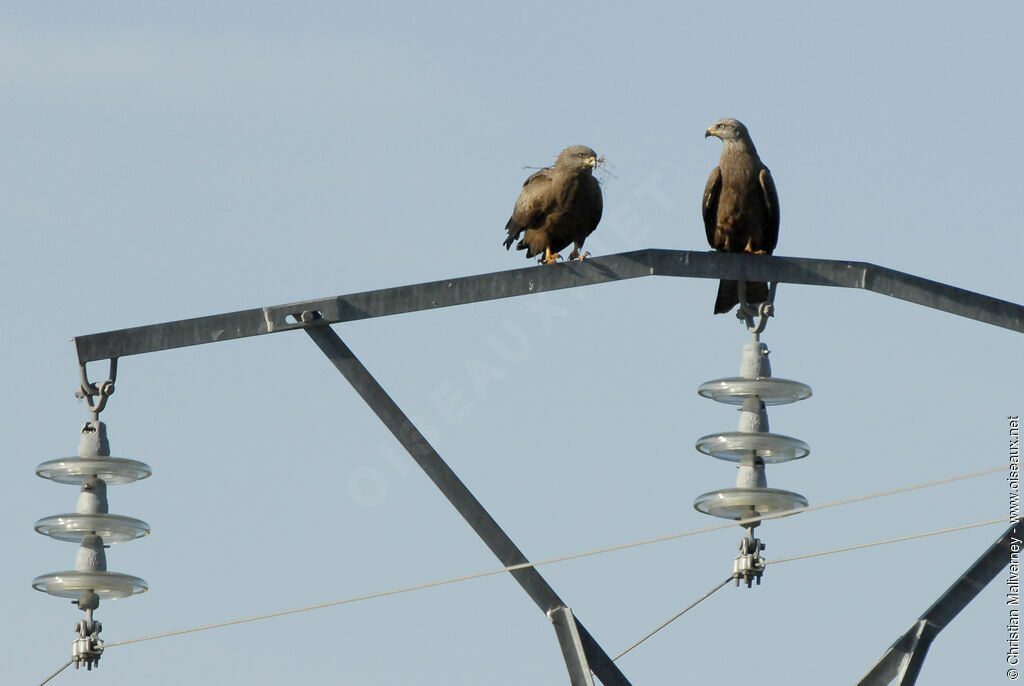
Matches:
[705,126,717,139]
[586,155,597,168]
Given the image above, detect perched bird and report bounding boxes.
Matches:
[702,118,779,314]
[503,145,603,264]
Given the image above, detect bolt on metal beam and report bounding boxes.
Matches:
[303,324,629,686]
[72,249,1024,365]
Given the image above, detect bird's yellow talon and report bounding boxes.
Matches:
[539,247,562,264]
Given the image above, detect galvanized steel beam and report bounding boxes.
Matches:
[548,606,597,686]
[304,324,629,686]
[73,249,1024,364]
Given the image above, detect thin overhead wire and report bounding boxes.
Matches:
[38,660,72,686]
[106,463,1005,649]
[612,576,733,662]
[766,517,1008,566]
[728,463,1004,529]
[106,565,520,647]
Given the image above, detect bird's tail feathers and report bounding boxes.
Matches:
[503,219,523,251]
[714,280,769,315]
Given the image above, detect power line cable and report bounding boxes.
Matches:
[37,660,72,686]
[612,576,732,661]
[105,463,1005,649]
[766,516,1008,566]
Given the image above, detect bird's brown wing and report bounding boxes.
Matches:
[504,169,556,249]
[579,174,603,238]
[550,173,604,255]
[759,167,780,254]
[702,166,722,248]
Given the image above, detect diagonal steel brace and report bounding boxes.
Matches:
[304,324,629,686]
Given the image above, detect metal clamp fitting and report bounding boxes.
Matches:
[75,359,118,419]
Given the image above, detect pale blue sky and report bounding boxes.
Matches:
[3,2,1021,684]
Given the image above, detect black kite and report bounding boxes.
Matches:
[504,145,603,264]
[702,118,779,314]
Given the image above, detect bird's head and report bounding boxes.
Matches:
[556,145,599,173]
[705,118,749,142]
